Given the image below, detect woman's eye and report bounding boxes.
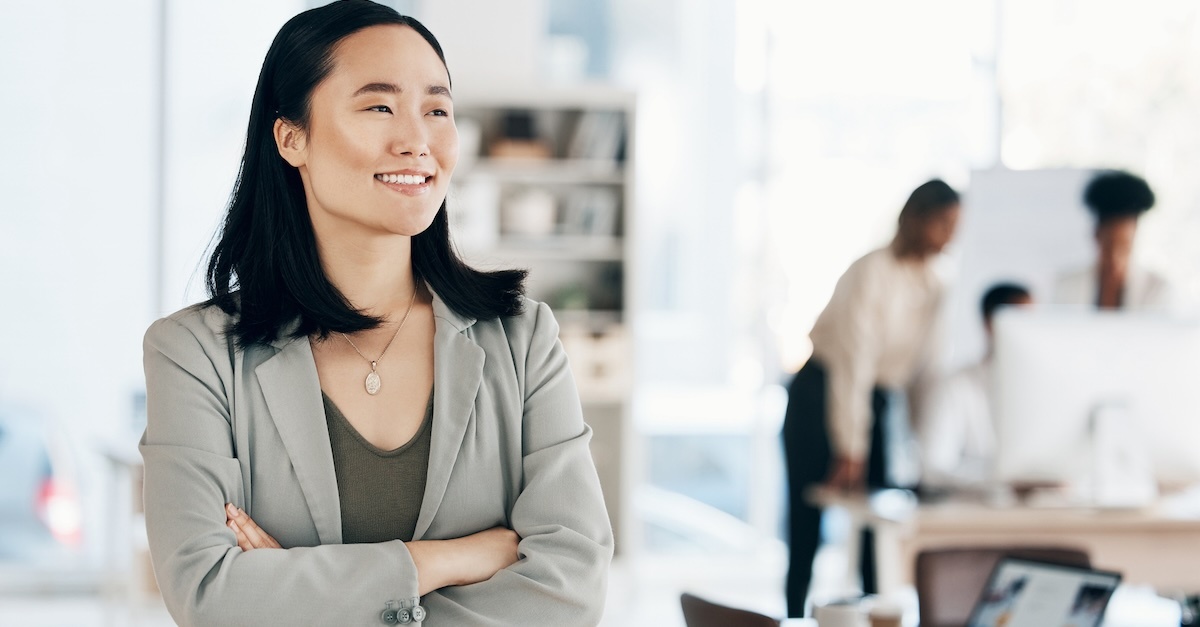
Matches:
[367,105,392,113]
[429,109,449,117]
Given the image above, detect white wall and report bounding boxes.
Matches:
[0,0,158,565]
[415,0,548,88]
[0,0,160,433]
[160,1,303,312]
[0,0,304,568]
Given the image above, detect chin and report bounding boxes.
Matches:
[385,214,440,238]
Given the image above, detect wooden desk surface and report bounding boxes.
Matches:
[912,501,1200,533]
[809,487,1200,592]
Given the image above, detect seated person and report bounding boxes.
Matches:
[919,283,1032,491]
[1055,170,1172,311]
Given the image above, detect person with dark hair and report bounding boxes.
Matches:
[918,282,1032,491]
[782,179,961,616]
[139,2,612,625]
[1055,170,1172,310]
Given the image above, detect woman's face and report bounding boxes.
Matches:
[918,203,960,256]
[280,25,458,241]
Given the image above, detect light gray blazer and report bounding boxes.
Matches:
[140,293,613,626]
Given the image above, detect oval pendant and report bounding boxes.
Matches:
[365,371,382,395]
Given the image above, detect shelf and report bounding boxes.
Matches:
[455,86,634,555]
[460,158,626,185]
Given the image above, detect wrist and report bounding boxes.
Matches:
[407,539,458,595]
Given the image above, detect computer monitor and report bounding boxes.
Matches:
[991,308,1200,494]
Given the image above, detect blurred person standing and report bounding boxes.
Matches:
[782,179,961,617]
[918,283,1032,493]
[1055,170,1172,311]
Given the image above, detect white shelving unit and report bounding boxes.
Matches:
[451,85,635,552]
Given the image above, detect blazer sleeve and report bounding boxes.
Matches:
[419,301,615,626]
[141,317,424,627]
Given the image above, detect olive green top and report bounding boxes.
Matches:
[323,392,433,544]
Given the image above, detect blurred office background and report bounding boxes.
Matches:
[2,0,1199,625]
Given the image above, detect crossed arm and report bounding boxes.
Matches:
[143,304,613,626]
[223,503,520,596]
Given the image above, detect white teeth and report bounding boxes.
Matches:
[376,173,427,185]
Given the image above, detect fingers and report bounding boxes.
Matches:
[228,518,254,552]
[225,503,282,550]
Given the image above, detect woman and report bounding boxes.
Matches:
[782,179,960,617]
[140,3,613,625]
[1054,170,1172,311]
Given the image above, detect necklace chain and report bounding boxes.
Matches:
[340,286,418,395]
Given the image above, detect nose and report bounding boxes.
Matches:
[389,110,430,157]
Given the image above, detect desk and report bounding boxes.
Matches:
[811,487,1200,595]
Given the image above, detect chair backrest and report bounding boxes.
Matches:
[680,593,780,627]
[916,545,1091,627]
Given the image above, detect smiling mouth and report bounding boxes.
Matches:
[375,173,430,185]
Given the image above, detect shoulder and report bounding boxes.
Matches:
[830,248,890,293]
[848,247,892,273]
[473,297,560,353]
[463,297,562,366]
[144,302,237,356]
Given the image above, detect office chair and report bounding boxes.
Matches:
[915,545,1090,627]
[679,593,780,627]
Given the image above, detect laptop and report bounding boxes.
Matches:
[966,557,1122,627]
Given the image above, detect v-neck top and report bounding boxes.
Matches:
[322,392,433,544]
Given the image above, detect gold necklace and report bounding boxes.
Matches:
[340,287,418,395]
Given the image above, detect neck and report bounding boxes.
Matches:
[315,228,418,321]
[1096,264,1126,309]
[890,239,927,262]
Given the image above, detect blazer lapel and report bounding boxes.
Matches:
[412,294,483,540]
[256,335,343,545]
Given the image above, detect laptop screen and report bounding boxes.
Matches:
[966,557,1122,627]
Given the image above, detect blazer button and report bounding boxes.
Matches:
[412,605,427,622]
[381,601,399,624]
[397,607,413,624]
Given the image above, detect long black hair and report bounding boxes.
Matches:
[205,0,525,348]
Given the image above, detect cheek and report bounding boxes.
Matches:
[436,125,459,173]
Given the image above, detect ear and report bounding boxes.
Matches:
[273,118,308,167]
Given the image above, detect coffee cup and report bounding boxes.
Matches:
[813,600,866,627]
[868,602,902,627]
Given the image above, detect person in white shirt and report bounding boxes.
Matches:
[1054,170,1171,311]
[919,283,1032,493]
[782,179,961,617]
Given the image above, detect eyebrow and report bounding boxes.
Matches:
[352,82,452,98]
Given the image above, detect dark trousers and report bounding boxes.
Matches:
[782,359,890,618]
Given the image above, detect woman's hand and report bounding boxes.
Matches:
[407,527,520,596]
[825,456,866,492]
[226,503,282,551]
